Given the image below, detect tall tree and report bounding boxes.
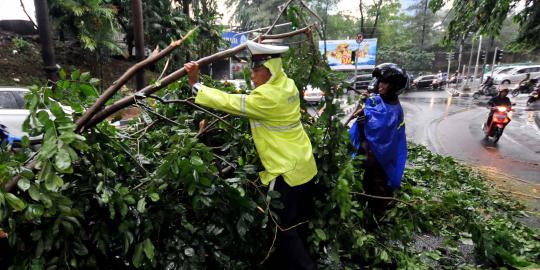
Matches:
[429,0,540,51]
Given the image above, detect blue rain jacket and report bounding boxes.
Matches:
[349,95,407,189]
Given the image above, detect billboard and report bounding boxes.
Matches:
[319,39,378,70]
[223,31,248,48]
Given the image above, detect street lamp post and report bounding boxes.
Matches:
[353,33,364,91]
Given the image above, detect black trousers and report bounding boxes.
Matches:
[266,176,317,270]
[363,150,394,214]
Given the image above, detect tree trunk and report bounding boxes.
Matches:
[33,0,58,82]
[132,0,145,90]
[182,0,191,17]
[420,0,428,51]
[359,0,365,34]
[369,0,384,38]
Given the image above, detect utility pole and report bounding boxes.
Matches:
[132,0,145,90]
[473,35,482,82]
[467,39,474,78]
[33,0,58,82]
[457,38,464,76]
[445,51,453,91]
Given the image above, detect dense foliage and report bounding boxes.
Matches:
[429,0,540,51]
[1,35,539,269]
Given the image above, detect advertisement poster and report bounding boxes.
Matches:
[319,39,378,70]
[223,31,248,48]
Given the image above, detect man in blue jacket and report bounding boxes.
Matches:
[349,63,408,213]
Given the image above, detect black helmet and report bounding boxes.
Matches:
[372,63,409,95]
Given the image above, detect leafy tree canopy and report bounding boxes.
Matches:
[429,0,540,51]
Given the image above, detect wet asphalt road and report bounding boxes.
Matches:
[400,90,540,184]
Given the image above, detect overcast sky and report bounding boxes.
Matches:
[1,0,420,22]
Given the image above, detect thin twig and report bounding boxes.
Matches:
[196,115,230,138]
[147,95,234,128]
[264,0,295,35]
[213,153,236,168]
[158,57,171,80]
[134,100,181,126]
[20,0,37,29]
[261,225,279,264]
[350,191,413,206]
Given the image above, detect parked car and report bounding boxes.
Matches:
[346,74,373,91]
[303,85,324,104]
[493,65,540,85]
[0,87,29,137]
[482,66,514,82]
[1,87,74,138]
[411,75,437,89]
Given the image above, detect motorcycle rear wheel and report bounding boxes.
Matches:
[511,89,519,97]
[473,93,480,99]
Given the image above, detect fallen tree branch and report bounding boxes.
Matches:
[83,26,313,130]
[76,27,199,132]
[146,95,234,128]
[350,191,414,206]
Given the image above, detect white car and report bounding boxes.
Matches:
[303,85,324,104]
[0,87,29,137]
[1,87,74,138]
[483,66,514,82]
[493,65,540,85]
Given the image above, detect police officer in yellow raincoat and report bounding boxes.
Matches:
[184,41,317,269]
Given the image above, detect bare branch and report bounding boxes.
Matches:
[20,0,38,29]
[76,27,199,132]
[264,0,295,35]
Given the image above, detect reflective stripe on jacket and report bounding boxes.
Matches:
[194,58,317,186]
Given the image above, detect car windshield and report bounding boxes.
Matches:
[0,91,25,109]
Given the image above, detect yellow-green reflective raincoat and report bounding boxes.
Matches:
[195,58,317,186]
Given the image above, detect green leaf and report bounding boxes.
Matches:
[184,247,194,257]
[59,69,66,80]
[39,140,58,160]
[137,198,146,213]
[190,156,204,166]
[89,78,100,85]
[80,72,91,82]
[50,102,65,118]
[132,243,144,268]
[17,178,31,191]
[5,193,27,211]
[142,239,155,260]
[28,185,41,201]
[54,147,72,172]
[73,241,89,256]
[71,70,81,81]
[80,84,98,97]
[149,193,159,202]
[45,173,64,192]
[315,229,327,241]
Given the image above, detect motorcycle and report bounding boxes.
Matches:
[527,87,540,105]
[473,84,497,99]
[511,79,538,97]
[482,106,511,144]
[431,78,446,90]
